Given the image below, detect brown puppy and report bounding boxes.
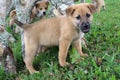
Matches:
[92,0,106,12]
[13,3,96,74]
[30,0,49,20]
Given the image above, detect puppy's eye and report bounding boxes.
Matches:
[45,7,47,10]
[86,13,91,18]
[40,8,42,10]
[75,15,81,20]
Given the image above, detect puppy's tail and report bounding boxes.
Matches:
[14,19,24,27]
[12,19,29,30]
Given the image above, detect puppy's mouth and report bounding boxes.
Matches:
[77,22,90,33]
[36,13,42,18]
[82,29,90,33]
[36,11,46,18]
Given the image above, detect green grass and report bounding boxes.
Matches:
[1,0,120,80]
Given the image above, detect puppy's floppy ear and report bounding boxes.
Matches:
[66,6,75,16]
[35,2,40,8]
[30,6,37,19]
[86,3,96,13]
[45,1,49,5]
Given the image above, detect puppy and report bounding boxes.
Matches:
[92,0,106,12]
[30,0,49,20]
[13,3,96,74]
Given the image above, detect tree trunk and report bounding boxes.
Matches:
[49,0,74,17]
[0,0,6,27]
[0,0,16,74]
[6,0,14,16]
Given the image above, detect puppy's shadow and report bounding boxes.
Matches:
[33,46,59,71]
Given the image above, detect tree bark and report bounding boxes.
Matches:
[0,0,6,27]
[0,0,16,74]
[49,0,74,17]
[6,0,14,16]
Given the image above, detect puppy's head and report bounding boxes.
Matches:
[9,10,17,26]
[66,3,96,33]
[10,10,16,19]
[32,0,49,18]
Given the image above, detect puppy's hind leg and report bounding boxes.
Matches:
[24,43,38,74]
[97,2,101,12]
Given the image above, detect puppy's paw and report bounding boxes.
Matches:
[34,71,39,74]
[60,62,71,67]
[30,71,39,74]
[35,71,39,73]
[80,53,88,57]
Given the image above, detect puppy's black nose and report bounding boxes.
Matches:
[43,12,46,15]
[81,22,90,29]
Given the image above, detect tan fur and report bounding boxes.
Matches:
[14,3,96,74]
[92,0,106,12]
[30,0,49,20]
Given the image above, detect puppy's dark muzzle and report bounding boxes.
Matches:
[81,22,90,33]
[43,12,46,15]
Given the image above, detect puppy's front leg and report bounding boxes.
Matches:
[103,5,106,11]
[59,39,71,67]
[74,39,88,57]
